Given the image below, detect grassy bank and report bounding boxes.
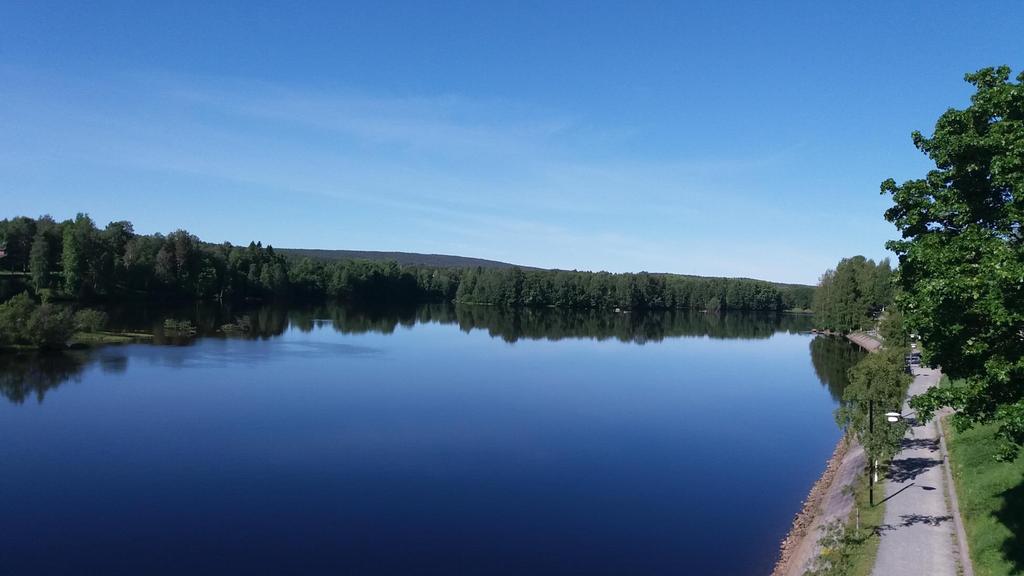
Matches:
[943,417,1024,576]
[845,471,887,575]
[70,330,153,346]
[1,329,153,351]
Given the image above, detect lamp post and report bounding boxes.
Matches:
[847,399,903,507]
[869,400,876,506]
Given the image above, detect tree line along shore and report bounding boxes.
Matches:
[0,211,811,350]
[0,212,818,350]
[0,213,814,311]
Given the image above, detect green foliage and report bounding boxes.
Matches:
[813,256,894,333]
[28,216,61,292]
[0,214,815,312]
[836,349,912,464]
[0,292,37,346]
[163,319,196,334]
[0,216,37,272]
[806,521,859,576]
[805,471,887,576]
[61,214,86,296]
[220,315,253,333]
[0,293,76,349]
[25,304,75,349]
[781,283,817,311]
[453,267,792,310]
[29,233,52,291]
[881,66,1024,459]
[73,309,108,333]
[878,308,909,349]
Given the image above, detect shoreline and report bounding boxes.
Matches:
[771,331,879,575]
[771,436,854,576]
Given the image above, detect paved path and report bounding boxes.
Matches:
[871,367,958,576]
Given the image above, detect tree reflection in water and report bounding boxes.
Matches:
[99,301,815,344]
[808,335,868,400]
[0,351,102,404]
[1,302,818,404]
[287,303,814,343]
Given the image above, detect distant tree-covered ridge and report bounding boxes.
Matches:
[275,248,528,270]
[0,214,814,311]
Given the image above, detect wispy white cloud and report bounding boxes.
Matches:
[161,75,576,159]
[1,68,849,283]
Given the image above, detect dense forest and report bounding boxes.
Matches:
[811,256,894,333]
[0,214,814,312]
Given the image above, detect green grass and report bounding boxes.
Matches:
[943,417,1024,576]
[846,470,887,576]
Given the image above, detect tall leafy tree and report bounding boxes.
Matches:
[29,231,53,291]
[101,220,135,291]
[61,214,94,297]
[837,348,912,464]
[884,66,1024,459]
[879,307,909,350]
[0,216,37,272]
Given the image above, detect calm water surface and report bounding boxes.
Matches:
[0,304,862,575]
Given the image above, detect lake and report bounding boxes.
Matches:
[0,303,863,575]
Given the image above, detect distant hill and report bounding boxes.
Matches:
[277,248,529,270]
[276,248,815,290]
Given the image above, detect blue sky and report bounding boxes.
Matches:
[1,1,1020,284]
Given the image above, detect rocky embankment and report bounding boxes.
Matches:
[772,436,867,575]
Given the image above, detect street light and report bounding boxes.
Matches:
[843,399,904,506]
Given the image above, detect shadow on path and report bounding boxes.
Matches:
[877,514,953,533]
[900,514,952,527]
[901,437,940,452]
[878,483,916,505]
[887,457,943,483]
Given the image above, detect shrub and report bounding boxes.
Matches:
[163,319,196,334]
[0,293,38,346]
[26,304,74,349]
[73,309,108,333]
[220,315,252,333]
